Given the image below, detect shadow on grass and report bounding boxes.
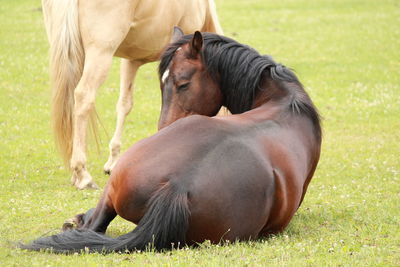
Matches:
[100,204,355,253]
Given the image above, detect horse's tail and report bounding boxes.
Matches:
[20,183,190,253]
[42,0,87,165]
[204,0,224,35]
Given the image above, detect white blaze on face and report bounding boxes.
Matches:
[161,48,181,83]
[162,69,169,84]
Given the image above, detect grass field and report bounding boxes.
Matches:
[1,0,399,266]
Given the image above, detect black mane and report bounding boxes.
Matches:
[159,33,321,139]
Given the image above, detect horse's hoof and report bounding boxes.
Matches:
[103,164,114,176]
[62,218,77,231]
[71,173,78,185]
[77,181,99,190]
[72,170,99,190]
[104,155,119,176]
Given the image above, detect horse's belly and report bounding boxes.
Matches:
[115,0,207,61]
[115,23,177,61]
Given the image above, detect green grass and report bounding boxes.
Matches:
[0,0,399,265]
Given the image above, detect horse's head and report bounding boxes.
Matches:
[158,28,223,130]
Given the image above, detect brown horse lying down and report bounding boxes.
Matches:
[21,30,321,253]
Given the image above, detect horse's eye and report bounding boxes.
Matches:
[177,82,190,92]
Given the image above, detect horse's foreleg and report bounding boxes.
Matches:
[81,204,117,234]
[70,50,113,189]
[62,195,117,233]
[104,59,143,175]
[62,208,96,231]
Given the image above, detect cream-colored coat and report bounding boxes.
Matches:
[42,0,223,189]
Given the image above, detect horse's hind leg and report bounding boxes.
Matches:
[104,59,143,175]
[70,1,132,189]
[70,49,114,189]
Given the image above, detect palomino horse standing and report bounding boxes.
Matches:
[41,0,223,189]
[21,31,321,253]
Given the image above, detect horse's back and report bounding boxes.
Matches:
[109,115,271,223]
[178,116,314,240]
[183,132,277,242]
[161,116,278,242]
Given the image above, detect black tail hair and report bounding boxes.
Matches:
[20,183,190,254]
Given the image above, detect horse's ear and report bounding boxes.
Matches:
[189,31,203,58]
[171,26,184,43]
